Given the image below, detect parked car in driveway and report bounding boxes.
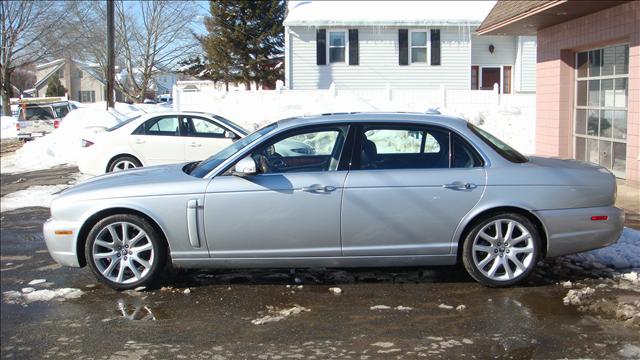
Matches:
[15,100,77,140]
[44,112,624,289]
[78,111,313,175]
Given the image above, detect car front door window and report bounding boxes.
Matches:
[250,127,348,174]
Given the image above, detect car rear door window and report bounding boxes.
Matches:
[452,134,484,168]
[183,117,226,137]
[139,116,180,136]
[359,125,449,170]
[250,126,348,174]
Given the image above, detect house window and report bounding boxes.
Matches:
[574,44,629,178]
[410,31,427,63]
[503,66,512,94]
[79,90,95,103]
[328,31,346,63]
[471,66,479,90]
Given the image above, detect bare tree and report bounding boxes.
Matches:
[0,1,62,115]
[115,1,199,102]
[64,1,199,103]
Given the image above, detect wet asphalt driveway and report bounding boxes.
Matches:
[1,167,639,359]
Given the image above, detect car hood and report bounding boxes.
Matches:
[59,163,208,201]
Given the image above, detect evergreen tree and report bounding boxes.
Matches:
[199,0,285,90]
[45,73,66,97]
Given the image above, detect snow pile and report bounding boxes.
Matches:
[0,184,69,212]
[251,304,310,325]
[565,228,640,269]
[0,172,88,212]
[563,287,595,306]
[3,287,84,304]
[0,107,129,173]
[178,90,535,154]
[1,116,17,139]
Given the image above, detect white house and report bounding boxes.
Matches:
[283,1,536,93]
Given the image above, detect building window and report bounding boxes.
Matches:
[79,90,96,103]
[328,31,346,63]
[575,44,629,178]
[502,66,512,94]
[410,31,427,63]
[471,66,479,90]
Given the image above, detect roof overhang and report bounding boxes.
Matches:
[477,0,630,36]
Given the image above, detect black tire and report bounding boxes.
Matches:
[462,213,540,287]
[107,155,142,173]
[85,214,166,290]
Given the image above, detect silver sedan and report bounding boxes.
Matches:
[43,113,624,289]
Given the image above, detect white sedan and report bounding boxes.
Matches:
[78,112,248,175]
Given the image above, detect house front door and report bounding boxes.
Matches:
[481,68,500,91]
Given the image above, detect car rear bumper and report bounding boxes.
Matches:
[535,206,625,257]
[43,218,82,267]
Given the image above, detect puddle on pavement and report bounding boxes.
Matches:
[115,299,159,321]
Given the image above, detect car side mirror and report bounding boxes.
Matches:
[233,156,257,176]
[224,130,237,139]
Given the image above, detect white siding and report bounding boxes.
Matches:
[515,36,536,93]
[471,35,516,66]
[288,26,472,90]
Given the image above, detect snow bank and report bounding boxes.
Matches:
[0,185,68,212]
[3,287,84,304]
[0,172,88,212]
[177,90,536,154]
[0,107,130,174]
[566,228,640,269]
[1,116,18,139]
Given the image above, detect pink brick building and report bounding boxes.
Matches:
[478,1,639,182]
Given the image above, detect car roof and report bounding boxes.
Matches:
[274,112,470,131]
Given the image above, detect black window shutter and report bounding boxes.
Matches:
[430,29,441,65]
[348,29,359,65]
[399,29,408,65]
[316,29,326,65]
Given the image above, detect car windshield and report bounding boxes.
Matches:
[468,123,528,163]
[213,115,249,136]
[107,115,142,132]
[189,123,277,178]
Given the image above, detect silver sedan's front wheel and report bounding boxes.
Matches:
[86,215,166,290]
[463,214,540,287]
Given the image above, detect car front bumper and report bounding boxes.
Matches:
[536,206,625,257]
[43,218,82,267]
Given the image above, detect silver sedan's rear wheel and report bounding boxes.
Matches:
[86,214,166,290]
[462,213,540,287]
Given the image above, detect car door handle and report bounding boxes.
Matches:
[188,142,202,148]
[301,185,336,193]
[443,182,476,190]
[134,139,146,144]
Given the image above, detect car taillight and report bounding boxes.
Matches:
[82,139,94,148]
[16,123,20,130]
[54,120,60,129]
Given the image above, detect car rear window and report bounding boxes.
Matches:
[22,106,55,120]
[468,123,528,163]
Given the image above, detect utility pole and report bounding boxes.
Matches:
[106,0,115,110]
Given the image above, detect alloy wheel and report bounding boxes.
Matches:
[92,222,155,284]
[113,160,137,171]
[471,219,535,281]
